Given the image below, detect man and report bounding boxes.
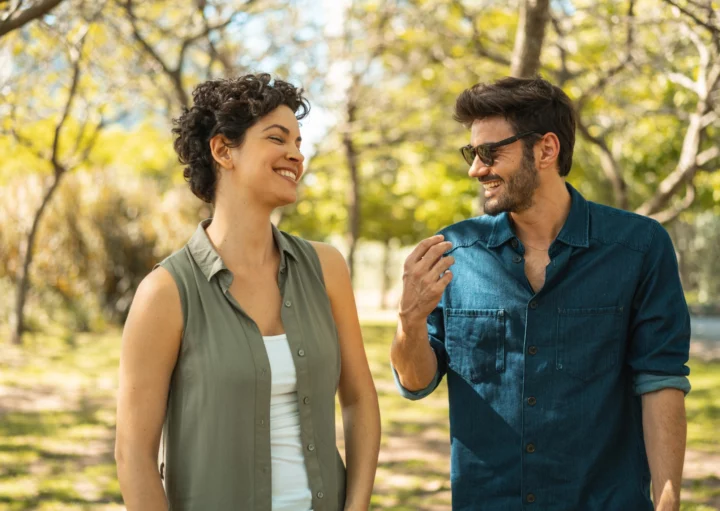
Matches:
[390,76,690,511]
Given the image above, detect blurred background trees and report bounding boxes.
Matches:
[1,0,719,345]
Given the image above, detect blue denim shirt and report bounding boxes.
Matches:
[394,184,691,511]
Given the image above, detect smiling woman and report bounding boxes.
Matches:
[114,74,381,511]
[171,74,310,205]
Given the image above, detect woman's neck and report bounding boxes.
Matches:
[205,198,277,269]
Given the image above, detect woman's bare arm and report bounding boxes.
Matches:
[115,267,183,511]
[311,242,381,511]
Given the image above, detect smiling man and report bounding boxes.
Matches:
[390,76,691,511]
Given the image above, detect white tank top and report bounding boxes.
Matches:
[262,334,313,511]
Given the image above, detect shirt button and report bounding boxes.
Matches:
[261,368,267,376]
[526,443,536,453]
[529,300,538,309]
[511,239,519,248]
[317,491,324,499]
[527,397,537,406]
[307,443,315,451]
[303,396,311,404]
[527,493,536,503]
[512,255,522,263]
[284,300,292,307]
[298,348,306,357]
[528,346,538,355]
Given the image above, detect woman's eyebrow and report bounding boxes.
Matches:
[262,124,302,142]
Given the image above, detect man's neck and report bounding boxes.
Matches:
[510,180,572,251]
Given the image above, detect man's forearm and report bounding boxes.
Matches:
[642,388,687,511]
[390,318,437,391]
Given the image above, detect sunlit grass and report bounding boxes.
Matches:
[0,324,717,509]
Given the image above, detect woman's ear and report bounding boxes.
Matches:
[210,135,234,170]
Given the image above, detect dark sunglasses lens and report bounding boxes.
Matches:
[477,146,493,166]
[461,147,474,165]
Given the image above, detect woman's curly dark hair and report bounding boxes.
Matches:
[172,73,310,203]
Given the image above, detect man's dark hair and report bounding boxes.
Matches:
[172,73,310,203]
[454,76,576,177]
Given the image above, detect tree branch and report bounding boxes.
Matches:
[662,0,720,36]
[51,32,86,174]
[0,0,66,38]
[649,182,696,224]
[667,71,701,94]
[697,145,720,168]
[576,0,636,112]
[451,0,512,67]
[576,117,630,209]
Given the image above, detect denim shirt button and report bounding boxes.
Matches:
[513,255,522,263]
[528,346,538,355]
[511,239,519,248]
[527,493,536,503]
[530,301,538,309]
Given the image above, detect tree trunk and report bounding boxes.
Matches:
[477,0,551,206]
[510,0,550,78]
[343,102,361,281]
[11,173,64,345]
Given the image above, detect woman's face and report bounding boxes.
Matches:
[214,105,305,209]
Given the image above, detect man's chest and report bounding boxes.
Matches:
[523,251,550,293]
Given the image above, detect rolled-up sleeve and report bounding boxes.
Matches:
[392,296,449,400]
[628,222,691,396]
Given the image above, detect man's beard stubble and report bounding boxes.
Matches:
[483,153,539,216]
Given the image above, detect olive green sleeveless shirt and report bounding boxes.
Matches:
[156,220,346,511]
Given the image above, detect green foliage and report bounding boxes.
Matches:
[0,170,207,330]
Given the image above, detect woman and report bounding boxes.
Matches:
[115,74,381,511]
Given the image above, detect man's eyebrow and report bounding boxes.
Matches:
[262,123,302,142]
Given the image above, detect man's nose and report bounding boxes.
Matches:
[468,157,491,178]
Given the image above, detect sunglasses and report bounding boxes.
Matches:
[460,131,540,167]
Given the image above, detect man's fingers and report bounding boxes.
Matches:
[433,270,453,291]
[431,255,455,275]
[406,235,446,265]
[417,242,452,273]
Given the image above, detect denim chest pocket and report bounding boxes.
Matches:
[446,308,506,383]
[556,306,624,381]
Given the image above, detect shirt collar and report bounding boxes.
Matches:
[555,182,590,248]
[187,219,298,282]
[486,182,589,249]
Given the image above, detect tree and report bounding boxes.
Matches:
[2,4,121,344]
[510,0,550,78]
[549,0,720,221]
[0,0,68,38]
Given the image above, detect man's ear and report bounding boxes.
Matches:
[210,135,234,170]
[536,132,560,172]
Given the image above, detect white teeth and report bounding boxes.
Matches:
[276,170,296,181]
[483,182,501,189]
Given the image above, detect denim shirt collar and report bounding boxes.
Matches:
[187,219,297,282]
[486,182,590,249]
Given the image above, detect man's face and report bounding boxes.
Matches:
[468,117,539,216]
